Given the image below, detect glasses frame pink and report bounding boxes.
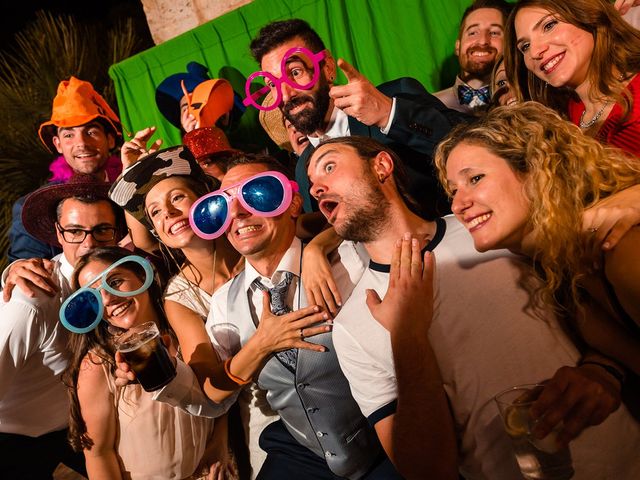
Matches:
[189,170,299,240]
[243,47,327,112]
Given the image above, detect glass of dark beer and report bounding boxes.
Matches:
[115,322,176,392]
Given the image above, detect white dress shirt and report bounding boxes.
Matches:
[307,100,397,147]
[0,253,73,436]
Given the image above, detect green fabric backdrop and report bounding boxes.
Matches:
[109,0,474,147]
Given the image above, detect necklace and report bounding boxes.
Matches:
[579,101,611,129]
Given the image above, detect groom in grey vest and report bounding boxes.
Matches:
[148,152,401,479]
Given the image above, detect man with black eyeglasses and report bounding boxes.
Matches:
[0,175,124,478]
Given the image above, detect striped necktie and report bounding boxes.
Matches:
[252,271,298,373]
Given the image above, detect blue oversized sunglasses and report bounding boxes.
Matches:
[189,170,298,240]
[59,255,154,334]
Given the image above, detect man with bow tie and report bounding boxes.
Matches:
[435,0,512,114]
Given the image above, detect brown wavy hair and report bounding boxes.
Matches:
[62,246,171,452]
[503,0,640,123]
[434,101,640,312]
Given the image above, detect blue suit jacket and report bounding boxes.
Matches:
[9,190,61,262]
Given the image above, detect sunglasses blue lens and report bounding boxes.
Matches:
[194,195,228,234]
[242,176,284,213]
[64,292,101,330]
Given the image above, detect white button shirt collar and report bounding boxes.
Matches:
[307,106,351,147]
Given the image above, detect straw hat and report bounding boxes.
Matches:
[22,174,113,247]
[258,91,292,152]
[38,77,121,152]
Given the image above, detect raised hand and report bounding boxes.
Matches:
[614,0,640,15]
[113,350,137,387]
[301,229,343,316]
[582,184,640,259]
[329,59,393,129]
[121,126,163,168]
[366,233,435,336]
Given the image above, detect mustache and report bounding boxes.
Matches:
[282,94,315,115]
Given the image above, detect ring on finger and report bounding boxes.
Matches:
[299,328,304,339]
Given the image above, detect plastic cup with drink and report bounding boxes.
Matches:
[115,322,176,392]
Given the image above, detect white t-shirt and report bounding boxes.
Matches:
[334,215,640,480]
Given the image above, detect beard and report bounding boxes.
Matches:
[282,78,331,136]
[459,46,497,80]
[335,174,390,243]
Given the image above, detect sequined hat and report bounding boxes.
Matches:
[182,126,234,160]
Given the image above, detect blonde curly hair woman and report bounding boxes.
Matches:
[435,101,640,375]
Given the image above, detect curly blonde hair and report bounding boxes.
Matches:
[503,0,640,124]
[434,101,640,313]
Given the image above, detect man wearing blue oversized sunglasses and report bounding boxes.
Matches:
[0,175,122,478]
[116,154,401,479]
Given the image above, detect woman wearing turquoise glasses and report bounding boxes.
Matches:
[62,247,217,479]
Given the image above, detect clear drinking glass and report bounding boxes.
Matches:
[494,384,574,480]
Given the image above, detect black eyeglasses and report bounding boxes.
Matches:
[55,224,117,244]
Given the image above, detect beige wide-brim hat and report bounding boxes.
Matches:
[258,91,292,152]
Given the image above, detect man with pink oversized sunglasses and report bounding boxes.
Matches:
[247,18,471,218]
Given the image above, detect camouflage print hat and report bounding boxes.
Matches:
[109,145,212,231]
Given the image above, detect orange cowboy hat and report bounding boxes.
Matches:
[38,77,121,152]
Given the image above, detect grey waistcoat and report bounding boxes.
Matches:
[227,270,382,479]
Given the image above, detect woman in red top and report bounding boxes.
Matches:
[504,0,640,156]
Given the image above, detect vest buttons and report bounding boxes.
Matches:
[306,407,318,413]
[316,431,325,437]
[297,383,308,390]
[324,451,336,458]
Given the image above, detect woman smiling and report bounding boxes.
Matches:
[504,0,640,155]
[63,247,215,479]
[435,102,640,376]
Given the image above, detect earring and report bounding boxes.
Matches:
[378,174,386,184]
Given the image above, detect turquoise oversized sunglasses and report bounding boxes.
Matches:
[59,255,154,334]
